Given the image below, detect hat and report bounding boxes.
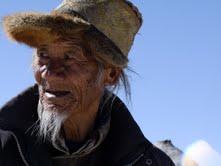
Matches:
[2,0,142,66]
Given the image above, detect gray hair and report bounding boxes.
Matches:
[84,32,131,101]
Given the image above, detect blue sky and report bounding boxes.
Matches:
[0,0,220,154]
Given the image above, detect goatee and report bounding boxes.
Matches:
[37,100,70,143]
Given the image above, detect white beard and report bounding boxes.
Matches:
[37,101,69,143]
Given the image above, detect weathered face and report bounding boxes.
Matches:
[33,37,106,115]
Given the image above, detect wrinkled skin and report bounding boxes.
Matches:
[33,36,118,141]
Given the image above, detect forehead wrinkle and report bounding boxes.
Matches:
[58,35,87,50]
[63,44,83,52]
[63,42,95,62]
[49,44,65,56]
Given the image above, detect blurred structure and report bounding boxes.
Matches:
[155,140,198,166]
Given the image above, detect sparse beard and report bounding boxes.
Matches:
[37,100,70,143]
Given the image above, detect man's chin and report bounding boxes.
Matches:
[40,95,78,112]
[43,104,65,113]
[40,100,70,112]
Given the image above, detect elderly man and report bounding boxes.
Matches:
[0,0,174,165]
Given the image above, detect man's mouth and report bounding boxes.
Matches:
[45,90,71,98]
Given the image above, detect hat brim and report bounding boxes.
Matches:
[2,11,90,47]
[3,11,128,66]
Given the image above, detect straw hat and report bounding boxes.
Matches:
[2,0,142,66]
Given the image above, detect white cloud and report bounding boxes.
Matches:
[183,140,221,166]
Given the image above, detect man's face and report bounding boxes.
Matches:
[33,37,105,115]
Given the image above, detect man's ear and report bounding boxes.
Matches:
[104,67,121,86]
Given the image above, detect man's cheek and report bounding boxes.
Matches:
[33,64,43,83]
[34,72,41,84]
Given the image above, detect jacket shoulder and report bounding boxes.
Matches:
[145,144,175,166]
[0,85,39,131]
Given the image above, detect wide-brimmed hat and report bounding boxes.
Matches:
[2,0,142,66]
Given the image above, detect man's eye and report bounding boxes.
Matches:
[64,53,75,60]
[38,51,49,59]
[64,51,87,63]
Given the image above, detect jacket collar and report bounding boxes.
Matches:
[102,95,149,165]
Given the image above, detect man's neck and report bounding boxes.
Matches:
[63,100,100,142]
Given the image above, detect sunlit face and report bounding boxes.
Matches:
[33,37,106,115]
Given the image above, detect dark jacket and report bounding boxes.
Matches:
[0,85,175,166]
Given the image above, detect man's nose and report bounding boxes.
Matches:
[42,60,65,80]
